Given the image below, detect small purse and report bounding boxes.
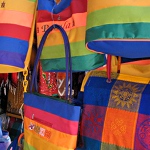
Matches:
[38,62,58,96]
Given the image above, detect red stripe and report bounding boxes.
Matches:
[0,24,31,41]
[24,105,79,135]
[37,0,87,22]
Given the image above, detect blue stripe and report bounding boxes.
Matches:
[84,77,116,106]
[0,51,26,68]
[24,93,81,121]
[139,84,150,115]
[87,41,150,58]
[0,37,28,55]
[38,0,72,14]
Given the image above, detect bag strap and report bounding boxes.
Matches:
[30,24,72,100]
[106,55,121,82]
[106,54,112,82]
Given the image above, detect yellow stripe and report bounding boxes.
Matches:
[0,10,34,27]
[118,74,150,84]
[0,65,24,73]
[0,0,36,14]
[24,117,77,149]
[24,130,73,150]
[88,0,150,14]
[37,26,85,46]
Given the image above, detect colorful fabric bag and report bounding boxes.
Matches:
[36,0,105,72]
[79,71,150,150]
[86,0,150,58]
[24,24,81,150]
[0,0,37,73]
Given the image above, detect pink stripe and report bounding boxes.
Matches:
[24,105,79,135]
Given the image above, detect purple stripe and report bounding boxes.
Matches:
[0,51,26,68]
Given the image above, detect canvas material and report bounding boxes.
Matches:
[23,93,81,150]
[36,0,105,72]
[80,71,150,150]
[0,0,37,73]
[85,0,150,58]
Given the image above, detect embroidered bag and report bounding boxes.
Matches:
[79,70,150,150]
[24,24,81,150]
[38,62,58,96]
[86,0,150,58]
[36,0,105,72]
[0,0,37,73]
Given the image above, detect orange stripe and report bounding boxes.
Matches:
[0,10,34,27]
[36,12,87,36]
[0,0,36,14]
[37,26,85,46]
[24,117,77,149]
[88,0,150,14]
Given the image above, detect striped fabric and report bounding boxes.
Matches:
[36,0,105,72]
[24,93,81,150]
[0,0,37,73]
[86,0,150,58]
[80,71,150,150]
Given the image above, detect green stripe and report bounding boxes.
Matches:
[28,0,36,2]
[87,6,150,30]
[40,41,93,59]
[24,140,36,150]
[29,0,36,2]
[41,54,105,72]
[86,23,150,43]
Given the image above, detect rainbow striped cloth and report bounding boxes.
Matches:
[24,93,81,150]
[80,71,150,150]
[86,0,150,58]
[36,0,105,72]
[0,0,37,73]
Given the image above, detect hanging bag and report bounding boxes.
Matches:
[0,0,37,73]
[86,0,150,58]
[36,0,105,72]
[24,24,81,150]
[79,56,150,149]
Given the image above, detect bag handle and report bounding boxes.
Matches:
[106,55,121,82]
[30,24,72,100]
[106,54,112,82]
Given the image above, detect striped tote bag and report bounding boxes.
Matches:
[86,0,150,58]
[0,0,37,73]
[24,24,81,150]
[36,0,105,72]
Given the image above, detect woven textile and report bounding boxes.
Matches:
[80,71,150,150]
